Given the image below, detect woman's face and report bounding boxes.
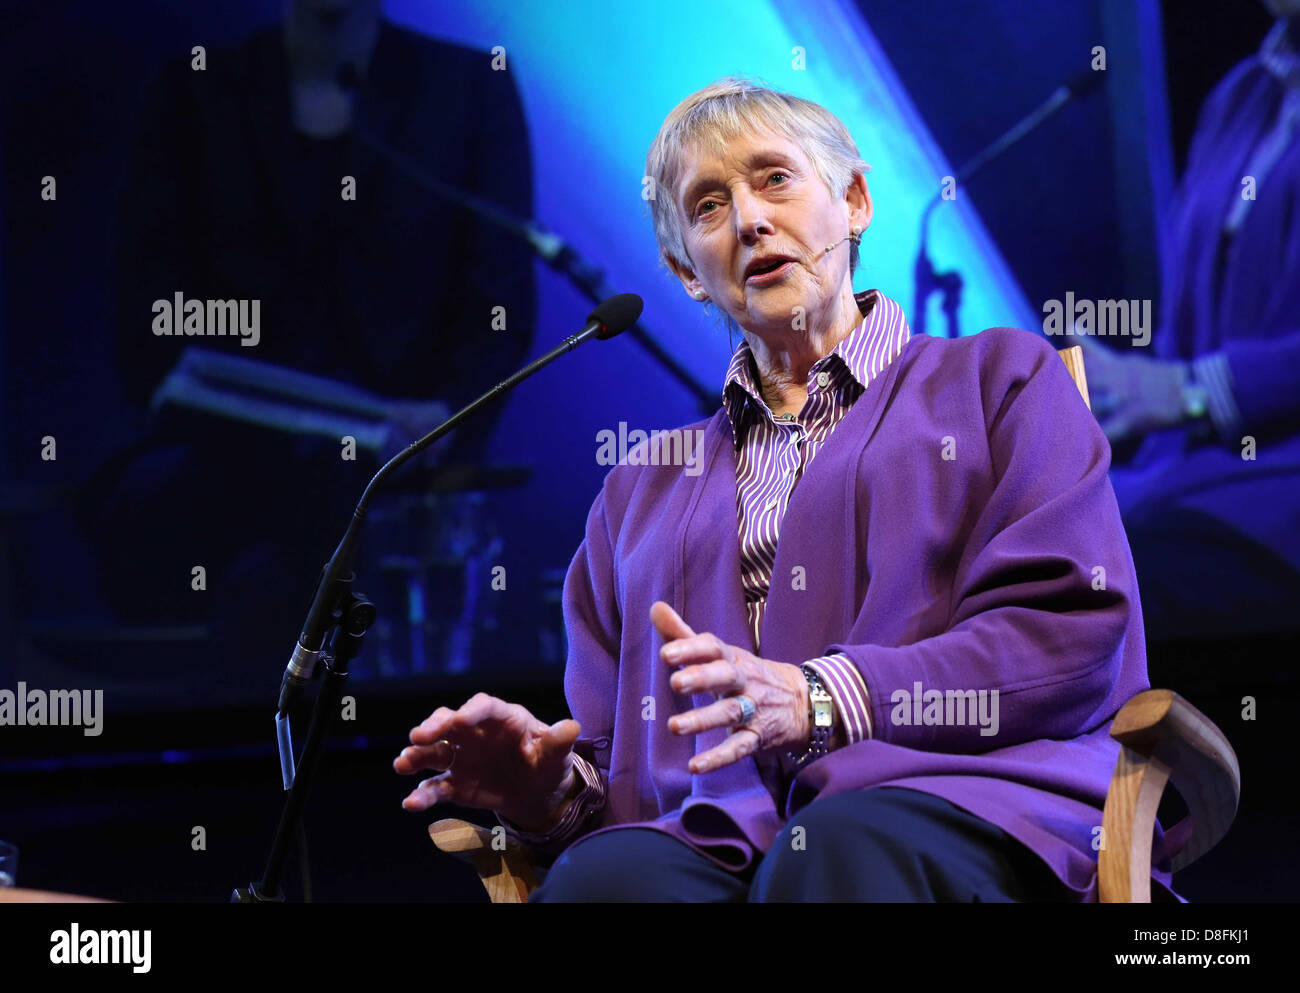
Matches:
[670,129,869,337]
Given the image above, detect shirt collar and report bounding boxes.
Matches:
[1261,18,1300,90]
[721,289,910,446]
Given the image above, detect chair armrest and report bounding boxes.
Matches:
[1058,345,1091,410]
[428,818,543,903]
[1099,689,1241,902]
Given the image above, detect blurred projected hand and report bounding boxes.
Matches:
[1077,336,1187,446]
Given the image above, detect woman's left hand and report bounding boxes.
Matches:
[651,601,810,774]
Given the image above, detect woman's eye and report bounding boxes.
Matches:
[768,172,789,186]
[696,201,718,218]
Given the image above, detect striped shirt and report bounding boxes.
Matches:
[723,288,911,744]
[497,289,913,851]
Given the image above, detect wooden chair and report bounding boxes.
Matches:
[0,889,113,903]
[429,345,1241,902]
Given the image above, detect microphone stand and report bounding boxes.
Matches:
[232,297,639,903]
[355,128,717,416]
[233,582,373,903]
[913,195,963,339]
[912,67,1106,338]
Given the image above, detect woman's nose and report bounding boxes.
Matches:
[731,188,774,243]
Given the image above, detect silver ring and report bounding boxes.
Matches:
[436,739,456,771]
[734,695,756,727]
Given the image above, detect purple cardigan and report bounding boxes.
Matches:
[556,325,1179,902]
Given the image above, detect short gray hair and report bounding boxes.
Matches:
[645,76,870,281]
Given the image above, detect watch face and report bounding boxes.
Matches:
[1184,385,1208,419]
[813,700,833,727]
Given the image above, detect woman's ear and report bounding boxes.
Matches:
[847,173,872,234]
[666,254,707,302]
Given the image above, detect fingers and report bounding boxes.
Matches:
[1075,339,1119,391]
[668,657,743,696]
[668,695,750,738]
[661,629,731,666]
[401,773,452,811]
[408,705,460,746]
[522,717,582,769]
[1090,390,1118,417]
[393,739,457,776]
[688,728,761,775]
[1074,333,1102,352]
[449,692,506,733]
[398,695,515,777]
[650,601,695,643]
[542,718,582,752]
[408,693,516,746]
[397,697,575,779]
[654,605,743,695]
[397,695,578,815]
[1102,419,1131,446]
[1075,335,1119,361]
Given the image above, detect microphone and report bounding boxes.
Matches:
[584,292,643,340]
[277,293,642,714]
[822,231,863,256]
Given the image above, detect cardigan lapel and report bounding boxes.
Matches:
[675,409,756,655]
[667,330,920,813]
[673,410,770,803]
[761,331,922,666]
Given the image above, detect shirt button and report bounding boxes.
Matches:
[765,495,780,511]
[816,371,831,389]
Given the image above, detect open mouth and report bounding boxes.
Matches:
[745,257,795,282]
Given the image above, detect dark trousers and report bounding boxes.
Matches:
[529,786,1070,902]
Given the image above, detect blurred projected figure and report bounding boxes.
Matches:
[103,0,536,694]
[1080,4,1300,640]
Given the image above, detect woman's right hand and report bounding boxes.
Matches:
[394,692,582,831]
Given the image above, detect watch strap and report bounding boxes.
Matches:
[790,664,834,768]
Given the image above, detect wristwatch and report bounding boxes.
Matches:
[1180,362,1209,421]
[790,664,834,768]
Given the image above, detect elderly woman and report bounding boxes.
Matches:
[394,77,1179,902]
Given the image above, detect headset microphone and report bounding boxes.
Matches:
[822,230,862,255]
